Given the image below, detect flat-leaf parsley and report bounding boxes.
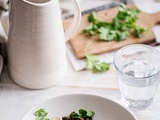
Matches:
[34,108,49,120]
[84,3,148,41]
[86,54,110,72]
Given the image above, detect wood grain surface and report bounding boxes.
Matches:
[63,4,160,59]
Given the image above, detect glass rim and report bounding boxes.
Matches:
[113,44,160,79]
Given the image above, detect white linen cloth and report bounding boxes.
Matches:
[0,0,9,11]
[0,0,8,44]
[66,43,117,71]
[0,0,8,75]
[134,0,160,14]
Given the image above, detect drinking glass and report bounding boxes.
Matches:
[113,44,160,109]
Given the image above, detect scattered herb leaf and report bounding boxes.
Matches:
[86,54,110,72]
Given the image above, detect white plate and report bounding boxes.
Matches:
[21,94,136,120]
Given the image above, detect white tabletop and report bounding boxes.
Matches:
[0,1,160,120]
[1,61,160,120]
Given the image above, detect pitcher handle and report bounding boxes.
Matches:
[64,0,81,42]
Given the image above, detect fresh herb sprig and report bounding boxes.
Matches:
[62,109,95,120]
[84,3,148,41]
[34,108,49,120]
[86,54,110,72]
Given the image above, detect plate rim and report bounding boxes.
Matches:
[21,93,137,120]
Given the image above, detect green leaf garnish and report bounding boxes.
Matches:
[70,112,81,118]
[71,109,95,118]
[34,108,49,120]
[79,109,95,117]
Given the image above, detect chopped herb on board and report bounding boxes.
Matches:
[84,3,148,41]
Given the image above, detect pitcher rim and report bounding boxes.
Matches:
[22,0,53,6]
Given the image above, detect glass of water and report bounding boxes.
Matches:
[113,44,160,109]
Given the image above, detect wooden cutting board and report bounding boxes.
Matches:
[63,4,160,59]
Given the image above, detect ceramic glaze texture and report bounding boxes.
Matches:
[7,0,81,89]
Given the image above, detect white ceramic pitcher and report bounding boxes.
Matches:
[6,0,81,89]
